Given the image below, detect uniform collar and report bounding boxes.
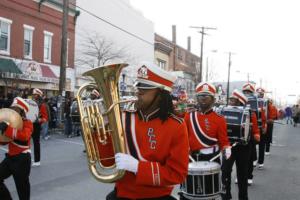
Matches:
[199,108,213,115]
[138,108,160,122]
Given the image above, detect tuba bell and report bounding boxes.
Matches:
[76,63,135,183]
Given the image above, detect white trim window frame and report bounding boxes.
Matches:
[43,30,53,63]
[0,17,12,55]
[23,24,35,59]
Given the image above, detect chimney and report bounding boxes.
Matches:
[172,25,176,44]
[187,36,191,52]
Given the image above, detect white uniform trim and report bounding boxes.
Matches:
[131,114,146,161]
[155,162,161,186]
[190,112,217,148]
[11,142,29,149]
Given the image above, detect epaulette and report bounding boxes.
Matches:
[170,113,184,124]
[215,111,224,118]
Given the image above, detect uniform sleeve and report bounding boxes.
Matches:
[39,103,49,124]
[135,121,189,186]
[5,120,33,141]
[251,113,260,137]
[216,116,230,150]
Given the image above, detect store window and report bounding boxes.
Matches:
[23,24,35,59]
[44,31,53,63]
[0,17,12,55]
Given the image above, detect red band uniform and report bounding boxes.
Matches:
[106,62,189,200]
[265,99,278,154]
[0,97,33,200]
[222,90,260,200]
[180,82,230,200]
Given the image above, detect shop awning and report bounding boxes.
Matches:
[0,58,22,74]
[40,64,58,78]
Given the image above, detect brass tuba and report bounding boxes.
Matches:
[0,108,23,142]
[77,63,134,183]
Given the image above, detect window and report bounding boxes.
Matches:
[23,25,34,59]
[157,59,166,70]
[44,31,53,63]
[0,17,12,55]
[177,49,183,60]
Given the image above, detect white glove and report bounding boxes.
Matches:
[115,153,139,174]
[224,147,232,160]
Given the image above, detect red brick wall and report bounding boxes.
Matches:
[0,0,76,67]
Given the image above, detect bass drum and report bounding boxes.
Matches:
[24,99,39,122]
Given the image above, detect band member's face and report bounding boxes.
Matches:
[135,88,159,111]
[196,94,215,111]
[258,93,264,98]
[10,106,21,114]
[243,90,252,96]
[229,98,239,106]
[33,94,40,101]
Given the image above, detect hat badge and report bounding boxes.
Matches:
[203,84,209,91]
[137,65,148,79]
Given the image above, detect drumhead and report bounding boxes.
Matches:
[24,99,39,122]
[188,161,220,175]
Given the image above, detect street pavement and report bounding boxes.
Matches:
[1,121,300,200]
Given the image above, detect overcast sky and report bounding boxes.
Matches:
[130,0,300,105]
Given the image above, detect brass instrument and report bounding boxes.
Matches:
[0,108,23,142]
[77,63,135,183]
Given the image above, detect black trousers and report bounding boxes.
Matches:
[247,139,256,179]
[106,188,176,200]
[265,122,274,153]
[222,145,250,200]
[0,153,31,200]
[32,122,41,162]
[179,151,221,200]
[258,133,267,165]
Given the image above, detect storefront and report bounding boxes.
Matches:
[0,58,75,98]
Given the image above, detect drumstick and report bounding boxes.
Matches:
[209,153,221,162]
[189,155,196,163]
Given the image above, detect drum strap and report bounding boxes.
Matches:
[190,112,217,147]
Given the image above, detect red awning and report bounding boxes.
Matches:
[40,64,58,78]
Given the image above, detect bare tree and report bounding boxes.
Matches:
[76,31,132,68]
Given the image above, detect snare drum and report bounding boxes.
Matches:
[181,161,221,200]
[217,105,251,144]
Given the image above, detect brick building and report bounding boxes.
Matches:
[154,25,200,97]
[0,0,79,97]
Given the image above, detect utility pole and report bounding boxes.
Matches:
[59,0,69,95]
[190,26,217,83]
[226,52,235,105]
[58,0,69,124]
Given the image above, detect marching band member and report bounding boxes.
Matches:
[174,90,188,118]
[106,62,189,200]
[265,99,278,156]
[222,90,260,200]
[0,97,33,200]
[31,88,49,167]
[242,83,266,183]
[184,82,231,162]
[180,82,230,200]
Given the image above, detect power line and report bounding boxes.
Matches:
[69,2,153,46]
